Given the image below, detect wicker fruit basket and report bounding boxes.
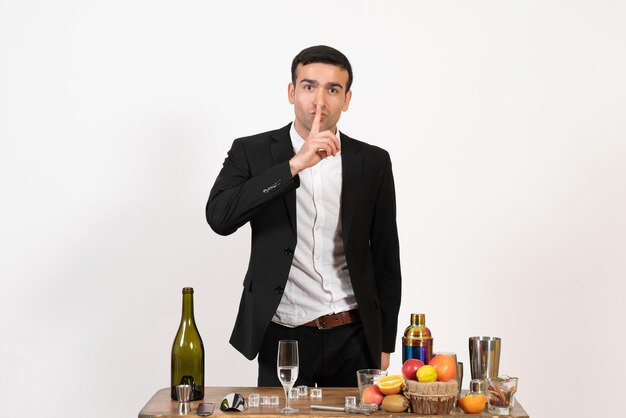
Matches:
[404,380,458,415]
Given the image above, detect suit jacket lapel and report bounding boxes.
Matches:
[340,133,363,253]
[271,124,297,234]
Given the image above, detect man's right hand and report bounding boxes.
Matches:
[289,105,341,176]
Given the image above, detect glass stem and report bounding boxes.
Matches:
[284,386,290,410]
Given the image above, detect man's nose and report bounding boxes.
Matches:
[313,90,327,108]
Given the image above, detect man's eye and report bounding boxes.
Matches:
[329,88,338,94]
[304,85,313,91]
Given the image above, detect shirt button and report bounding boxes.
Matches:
[274,286,284,294]
[284,248,294,256]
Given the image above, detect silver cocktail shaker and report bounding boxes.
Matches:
[469,336,501,380]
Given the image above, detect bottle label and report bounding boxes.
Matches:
[402,343,432,364]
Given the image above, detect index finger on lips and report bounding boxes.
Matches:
[310,104,322,136]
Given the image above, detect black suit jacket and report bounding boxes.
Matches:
[206,123,401,365]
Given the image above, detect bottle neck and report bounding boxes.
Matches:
[181,292,195,324]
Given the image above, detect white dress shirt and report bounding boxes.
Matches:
[272,124,358,327]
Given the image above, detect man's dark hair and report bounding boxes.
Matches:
[291,45,353,92]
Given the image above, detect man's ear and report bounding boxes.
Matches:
[288,83,295,104]
[342,90,352,112]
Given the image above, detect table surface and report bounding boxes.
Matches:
[138,387,529,418]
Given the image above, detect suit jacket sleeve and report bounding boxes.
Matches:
[206,137,299,236]
[372,152,402,353]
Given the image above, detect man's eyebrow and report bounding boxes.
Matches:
[300,78,318,86]
[327,82,344,90]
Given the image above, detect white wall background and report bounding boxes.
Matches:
[1,1,624,417]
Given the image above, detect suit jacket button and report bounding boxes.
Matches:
[274,286,284,294]
[284,247,293,256]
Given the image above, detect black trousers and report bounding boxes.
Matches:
[257,321,375,387]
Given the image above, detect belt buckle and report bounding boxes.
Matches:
[314,316,334,330]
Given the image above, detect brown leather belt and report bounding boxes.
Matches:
[301,310,360,330]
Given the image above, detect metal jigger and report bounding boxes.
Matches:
[176,384,192,415]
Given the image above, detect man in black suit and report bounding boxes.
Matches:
[207,45,401,387]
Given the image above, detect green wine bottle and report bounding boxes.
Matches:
[171,287,204,400]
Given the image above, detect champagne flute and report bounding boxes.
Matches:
[277,340,299,413]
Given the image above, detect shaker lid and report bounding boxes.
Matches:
[411,313,426,326]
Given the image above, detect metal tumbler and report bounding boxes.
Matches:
[469,336,501,380]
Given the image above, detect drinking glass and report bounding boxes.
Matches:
[456,362,464,395]
[487,375,518,415]
[277,340,299,413]
[356,369,388,405]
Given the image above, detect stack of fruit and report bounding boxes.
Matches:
[361,354,459,414]
[402,355,458,415]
